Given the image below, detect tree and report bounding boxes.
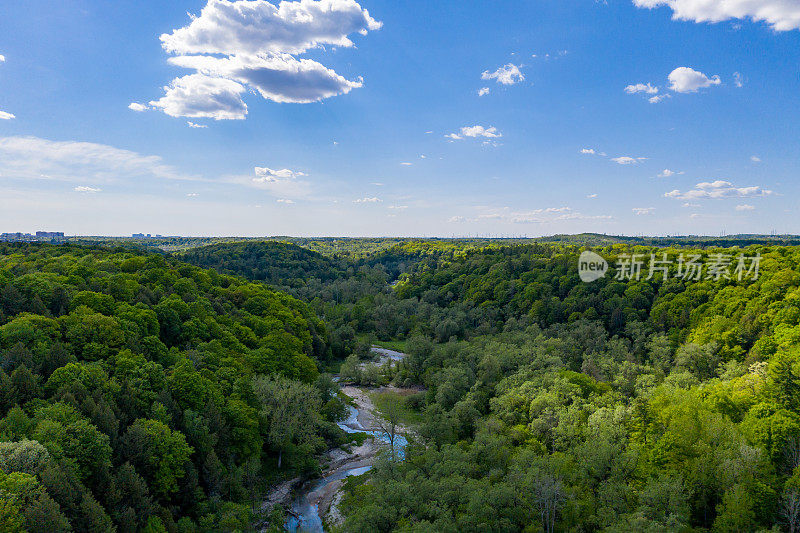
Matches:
[373,393,403,459]
[252,376,320,468]
[782,488,800,533]
[122,419,193,498]
[533,473,565,533]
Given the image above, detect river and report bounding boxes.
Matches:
[284,348,408,533]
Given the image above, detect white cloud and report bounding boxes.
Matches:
[478,87,490,96]
[187,193,200,197]
[632,0,800,31]
[74,186,101,193]
[448,215,466,223]
[253,166,306,183]
[611,156,642,165]
[665,180,774,199]
[751,155,761,162]
[649,94,671,103]
[168,53,363,104]
[354,197,382,203]
[657,168,684,177]
[160,0,381,56]
[146,0,381,120]
[633,207,655,215]
[587,193,598,198]
[0,136,188,183]
[625,83,659,94]
[668,67,721,93]
[400,162,412,166]
[736,204,755,210]
[0,111,15,120]
[581,148,597,155]
[388,205,408,210]
[128,102,149,112]
[734,72,744,87]
[446,125,502,140]
[277,198,295,204]
[149,74,248,120]
[481,63,524,85]
[248,166,310,197]
[187,121,208,128]
[0,54,5,62]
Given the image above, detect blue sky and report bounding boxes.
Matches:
[0,0,799,237]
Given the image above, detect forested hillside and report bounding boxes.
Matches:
[4,239,800,532]
[338,244,800,532]
[0,243,348,531]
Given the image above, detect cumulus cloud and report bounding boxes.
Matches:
[248,165,310,197]
[736,204,755,210]
[168,53,363,104]
[668,67,721,93]
[160,0,381,56]
[632,0,800,31]
[145,0,381,120]
[0,111,15,120]
[665,180,774,199]
[751,155,761,162]
[277,198,295,204]
[74,186,102,193]
[0,136,189,183]
[633,207,655,215]
[253,166,306,183]
[354,197,382,203]
[446,125,502,140]
[149,74,248,120]
[0,54,5,62]
[187,121,208,128]
[649,94,671,103]
[481,63,524,85]
[478,87,490,96]
[128,102,149,112]
[625,83,659,94]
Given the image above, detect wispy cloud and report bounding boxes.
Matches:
[0,136,191,183]
[665,180,774,200]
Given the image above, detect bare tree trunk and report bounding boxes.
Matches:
[783,489,800,533]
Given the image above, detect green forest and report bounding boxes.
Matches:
[3,238,800,532]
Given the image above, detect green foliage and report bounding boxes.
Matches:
[0,243,338,530]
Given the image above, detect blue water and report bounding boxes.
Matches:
[285,405,407,532]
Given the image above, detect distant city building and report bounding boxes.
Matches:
[1,231,65,243]
[36,231,65,239]
[131,233,153,238]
